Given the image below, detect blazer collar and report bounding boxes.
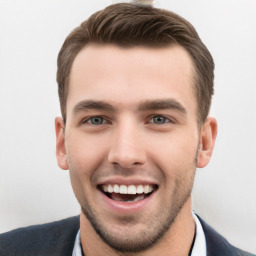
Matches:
[197,215,241,256]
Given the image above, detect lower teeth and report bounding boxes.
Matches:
[127,194,145,202]
[107,192,148,202]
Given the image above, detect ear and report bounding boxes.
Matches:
[197,117,218,168]
[55,117,69,170]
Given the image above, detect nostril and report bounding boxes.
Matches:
[108,146,146,168]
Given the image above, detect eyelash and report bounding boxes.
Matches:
[81,114,174,126]
[148,115,174,125]
[81,116,109,125]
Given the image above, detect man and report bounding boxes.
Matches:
[0,2,254,256]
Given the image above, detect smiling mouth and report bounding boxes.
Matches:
[98,184,158,202]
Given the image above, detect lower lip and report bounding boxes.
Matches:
[99,190,157,214]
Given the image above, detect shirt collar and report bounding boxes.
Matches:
[72,213,206,256]
[191,212,207,256]
[72,230,82,256]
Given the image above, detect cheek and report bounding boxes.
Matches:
[69,169,86,206]
[147,130,198,175]
[151,129,198,156]
[65,135,105,205]
[65,133,108,176]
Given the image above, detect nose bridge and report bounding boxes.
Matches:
[108,117,146,168]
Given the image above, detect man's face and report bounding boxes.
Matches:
[56,44,214,252]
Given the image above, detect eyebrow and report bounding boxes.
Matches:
[72,99,187,115]
[73,100,116,115]
[138,99,187,115]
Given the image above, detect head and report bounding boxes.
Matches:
[55,3,217,254]
[57,3,214,125]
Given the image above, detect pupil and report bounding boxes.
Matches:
[154,116,165,124]
[91,117,103,125]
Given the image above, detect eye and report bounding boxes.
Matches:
[150,115,170,124]
[83,116,107,125]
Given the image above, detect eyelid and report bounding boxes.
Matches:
[148,114,176,124]
[81,115,110,125]
[79,114,175,126]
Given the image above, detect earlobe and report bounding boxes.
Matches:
[55,117,69,170]
[197,117,218,168]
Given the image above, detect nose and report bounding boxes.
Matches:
[108,122,146,169]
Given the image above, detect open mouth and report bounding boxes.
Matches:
[98,184,158,203]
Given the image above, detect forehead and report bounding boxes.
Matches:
[67,44,196,116]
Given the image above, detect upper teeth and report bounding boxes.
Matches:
[102,184,154,195]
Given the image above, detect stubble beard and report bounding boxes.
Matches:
[80,163,197,254]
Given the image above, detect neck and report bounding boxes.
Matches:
[80,197,195,256]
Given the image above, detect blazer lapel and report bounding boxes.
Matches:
[197,215,241,256]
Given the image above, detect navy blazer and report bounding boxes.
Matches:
[0,215,254,256]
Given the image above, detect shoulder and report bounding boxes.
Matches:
[235,247,256,256]
[197,215,255,256]
[0,216,80,256]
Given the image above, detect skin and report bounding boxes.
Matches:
[55,44,217,256]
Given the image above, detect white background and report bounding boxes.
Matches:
[0,0,255,253]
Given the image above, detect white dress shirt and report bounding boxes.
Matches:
[191,213,207,256]
[72,213,206,256]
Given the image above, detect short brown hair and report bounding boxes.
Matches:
[57,3,214,124]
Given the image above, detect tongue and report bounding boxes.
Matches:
[110,192,146,202]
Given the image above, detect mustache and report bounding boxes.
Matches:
[91,165,161,184]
